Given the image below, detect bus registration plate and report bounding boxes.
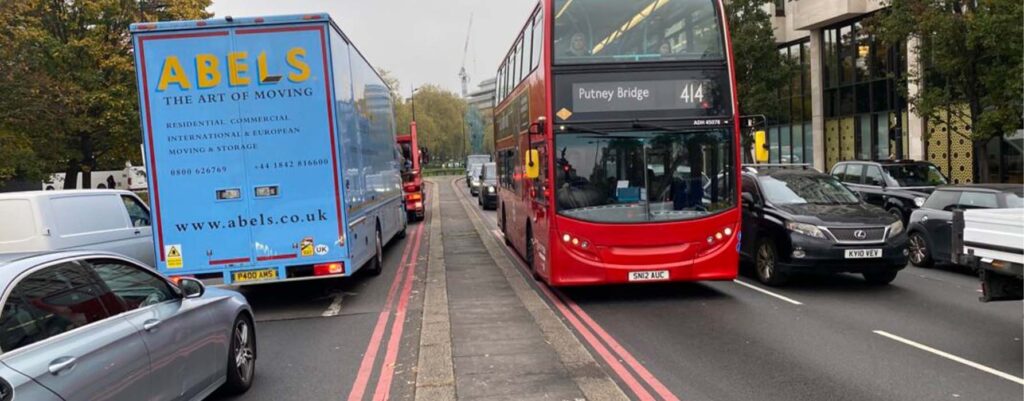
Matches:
[844,249,882,259]
[233,269,279,283]
[629,270,669,282]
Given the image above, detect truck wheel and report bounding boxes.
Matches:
[366,226,383,276]
[755,239,788,286]
[863,270,898,285]
[908,232,932,267]
[501,209,511,246]
[525,225,540,281]
[221,314,256,395]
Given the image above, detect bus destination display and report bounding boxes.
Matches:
[571,80,713,113]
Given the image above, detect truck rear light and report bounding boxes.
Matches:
[196,21,207,26]
[303,14,323,20]
[314,262,344,276]
[406,192,422,201]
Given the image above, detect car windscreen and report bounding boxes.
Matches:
[553,0,724,65]
[484,164,497,185]
[555,129,734,223]
[759,174,860,205]
[882,164,947,187]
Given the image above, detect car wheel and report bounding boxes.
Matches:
[755,239,787,286]
[908,232,933,267]
[863,270,898,285]
[501,209,511,246]
[222,314,256,395]
[366,226,383,276]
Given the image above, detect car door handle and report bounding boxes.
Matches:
[142,319,161,332]
[134,229,142,235]
[48,356,77,375]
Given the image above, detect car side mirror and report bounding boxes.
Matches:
[178,277,205,299]
[741,192,755,207]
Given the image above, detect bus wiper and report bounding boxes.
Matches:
[561,124,610,136]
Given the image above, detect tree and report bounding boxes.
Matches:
[0,0,211,188]
[725,0,795,120]
[869,0,1023,180]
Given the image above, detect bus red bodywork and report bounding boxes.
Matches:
[493,0,741,286]
[398,122,424,221]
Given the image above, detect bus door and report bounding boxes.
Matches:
[529,139,551,277]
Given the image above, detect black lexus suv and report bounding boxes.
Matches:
[741,166,909,286]
[829,160,948,224]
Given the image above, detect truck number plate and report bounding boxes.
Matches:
[844,249,882,259]
[629,270,669,282]
[233,269,279,283]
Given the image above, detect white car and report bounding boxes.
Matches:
[0,190,155,266]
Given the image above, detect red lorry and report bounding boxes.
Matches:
[397,122,425,221]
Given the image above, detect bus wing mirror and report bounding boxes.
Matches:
[524,149,540,179]
[529,117,546,136]
[754,130,769,163]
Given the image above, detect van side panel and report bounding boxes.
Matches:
[133,21,350,281]
[0,199,40,252]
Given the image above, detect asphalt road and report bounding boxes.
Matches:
[208,201,430,401]
[456,180,1024,401]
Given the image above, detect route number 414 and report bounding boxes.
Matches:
[680,83,705,103]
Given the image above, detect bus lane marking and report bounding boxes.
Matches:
[732,279,804,305]
[873,330,1024,386]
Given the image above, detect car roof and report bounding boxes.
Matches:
[0,251,136,284]
[0,189,134,200]
[935,184,1024,194]
[836,160,934,166]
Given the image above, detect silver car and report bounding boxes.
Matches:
[0,251,256,401]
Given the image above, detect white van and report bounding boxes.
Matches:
[0,190,154,266]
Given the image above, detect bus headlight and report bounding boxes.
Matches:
[888,220,904,237]
[786,222,826,239]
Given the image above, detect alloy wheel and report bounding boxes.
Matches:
[234,320,255,384]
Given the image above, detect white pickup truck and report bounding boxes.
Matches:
[952,208,1024,301]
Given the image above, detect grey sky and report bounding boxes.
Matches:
[207,0,537,95]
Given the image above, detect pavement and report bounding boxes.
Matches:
[206,176,1023,401]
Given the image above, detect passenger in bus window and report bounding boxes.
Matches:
[564,32,590,58]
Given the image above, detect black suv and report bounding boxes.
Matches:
[741,166,909,286]
[829,160,948,224]
[907,185,1024,267]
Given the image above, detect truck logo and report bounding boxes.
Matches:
[157,48,311,91]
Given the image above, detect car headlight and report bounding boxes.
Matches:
[786,222,827,239]
[488,186,496,193]
[888,220,904,237]
[914,197,925,207]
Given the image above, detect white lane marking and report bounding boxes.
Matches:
[322,292,345,317]
[732,279,804,305]
[873,330,1024,385]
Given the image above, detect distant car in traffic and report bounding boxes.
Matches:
[478,162,498,210]
[0,251,256,401]
[830,160,948,224]
[907,184,1024,267]
[741,166,908,286]
[468,163,484,196]
[0,190,155,267]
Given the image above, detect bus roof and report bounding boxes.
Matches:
[130,13,331,33]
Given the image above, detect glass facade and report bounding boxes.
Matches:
[822,17,906,166]
[766,40,813,165]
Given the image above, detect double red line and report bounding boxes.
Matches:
[347,207,427,401]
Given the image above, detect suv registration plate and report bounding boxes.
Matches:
[845,249,882,259]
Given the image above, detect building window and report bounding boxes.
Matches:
[822,16,907,164]
[765,39,812,165]
[774,0,785,17]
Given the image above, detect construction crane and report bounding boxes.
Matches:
[459,13,473,98]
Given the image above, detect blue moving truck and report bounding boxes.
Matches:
[130,14,406,285]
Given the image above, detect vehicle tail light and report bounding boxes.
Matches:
[303,14,323,20]
[314,262,344,276]
[406,192,423,202]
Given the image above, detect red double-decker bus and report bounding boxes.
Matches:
[493,0,741,286]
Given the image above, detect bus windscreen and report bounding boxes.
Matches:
[554,0,724,65]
